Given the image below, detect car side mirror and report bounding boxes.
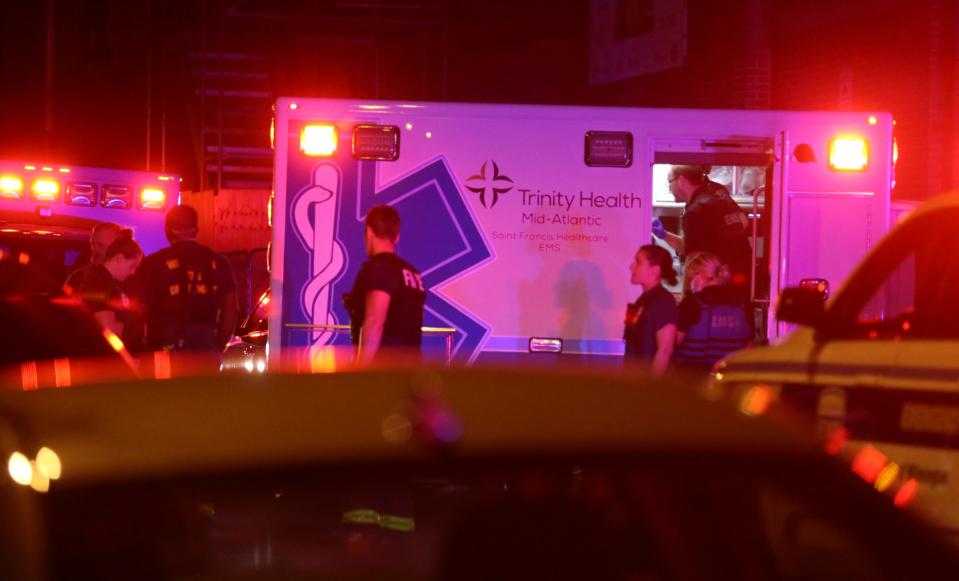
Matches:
[777,287,826,328]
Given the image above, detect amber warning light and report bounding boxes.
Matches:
[300,124,338,156]
[138,187,166,210]
[0,175,24,200]
[30,178,60,203]
[829,137,869,171]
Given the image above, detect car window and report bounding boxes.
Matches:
[25,456,946,580]
[833,208,959,340]
[240,291,270,335]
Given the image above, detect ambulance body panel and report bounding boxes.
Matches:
[270,98,894,365]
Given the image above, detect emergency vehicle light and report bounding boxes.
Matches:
[300,124,337,156]
[352,124,400,161]
[828,137,869,171]
[138,187,166,210]
[0,175,24,200]
[30,178,60,203]
[65,181,97,206]
[585,131,633,167]
[101,184,132,209]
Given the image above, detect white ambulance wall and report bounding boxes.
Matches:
[782,193,873,290]
[374,115,649,352]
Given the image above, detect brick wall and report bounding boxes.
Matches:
[770,0,957,201]
[588,0,772,109]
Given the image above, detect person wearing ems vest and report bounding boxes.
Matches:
[623,244,678,376]
[674,252,753,375]
[346,204,427,366]
[662,164,753,292]
[128,205,238,360]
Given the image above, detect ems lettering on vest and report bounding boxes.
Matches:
[402,269,425,291]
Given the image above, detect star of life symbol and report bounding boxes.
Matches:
[293,164,346,349]
[465,160,513,208]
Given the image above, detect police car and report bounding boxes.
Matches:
[0,366,954,578]
[713,192,959,537]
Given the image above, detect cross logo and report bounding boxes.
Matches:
[464,160,514,209]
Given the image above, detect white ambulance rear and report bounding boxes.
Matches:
[269,99,894,365]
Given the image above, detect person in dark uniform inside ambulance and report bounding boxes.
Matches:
[346,204,427,365]
[128,205,238,361]
[663,165,753,292]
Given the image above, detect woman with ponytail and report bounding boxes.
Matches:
[624,244,678,375]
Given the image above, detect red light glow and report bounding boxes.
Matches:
[824,427,849,456]
[894,478,918,507]
[53,358,72,388]
[851,445,887,483]
[20,361,39,391]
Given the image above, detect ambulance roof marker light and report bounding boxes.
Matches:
[289,102,298,110]
[41,166,53,172]
[24,165,36,170]
[867,115,878,125]
[828,136,869,171]
[300,124,338,156]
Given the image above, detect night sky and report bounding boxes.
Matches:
[1,0,954,198]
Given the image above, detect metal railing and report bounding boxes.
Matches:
[284,323,457,366]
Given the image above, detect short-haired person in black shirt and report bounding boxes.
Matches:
[64,221,123,295]
[662,164,752,291]
[346,204,426,365]
[624,244,678,375]
[77,229,142,341]
[128,205,238,361]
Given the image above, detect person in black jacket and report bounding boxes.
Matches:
[128,205,238,360]
[346,204,426,365]
[662,165,753,291]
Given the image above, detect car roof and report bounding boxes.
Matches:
[0,367,818,486]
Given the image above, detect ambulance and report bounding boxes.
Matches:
[0,160,179,283]
[269,98,895,366]
[713,193,959,536]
